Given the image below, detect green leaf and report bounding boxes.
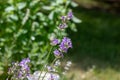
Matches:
[9,14,18,21]
[70,23,77,32]
[56,0,64,4]
[5,6,14,12]
[71,1,78,7]
[42,6,52,10]
[72,16,82,23]
[48,11,54,20]
[17,2,26,10]
[30,0,40,7]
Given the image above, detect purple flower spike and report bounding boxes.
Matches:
[19,58,30,79]
[51,39,59,46]
[61,16,66,22]
[53,49,63,58]
[59,37,72,53]
[47,66,55,72]
[59,23,67,29]
[49,74,59,80]
[47,66,52,71]
[19,58,30,65]
[8,58,31,79]
[18,71,22,78]
[19,58,30,70]
[67,11,73,20]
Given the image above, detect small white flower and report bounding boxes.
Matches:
[66,61,72,67]
[54,60,61,66]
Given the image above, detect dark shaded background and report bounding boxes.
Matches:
[69,0,120,71]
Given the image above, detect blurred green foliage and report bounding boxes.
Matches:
[0,0,80,78]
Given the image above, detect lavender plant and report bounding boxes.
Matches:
[8,11,73,80]
[0,1,81,78]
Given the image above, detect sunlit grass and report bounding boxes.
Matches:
[67,65,120,80]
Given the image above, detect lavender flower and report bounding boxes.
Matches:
[67,11,73,20]
[61,11,73,22]
[59,11,73,30]
[19,58,30,68]
[61,16,67,22]
[49,73,59,80]
[19,58,30,79]
[53,49,63,58]
[59,23,67,29]
[47,66,55,72]
[8,58,30,80]
[19,58,30,71]
[27,71,40,80]
[28,71,60,80]
[8,62,19,75]
[51,39,59,46]
[59,37,72,53]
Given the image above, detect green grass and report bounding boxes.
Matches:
[67,7,120,80]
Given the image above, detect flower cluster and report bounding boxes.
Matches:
[48,73,59,80]
[51,39,59,46]
[53,37,72,58]
[39,12,73,79]
[8,58,30,80]
[8,62,20,79]
[19,58,30,79]
[52,11,73,58]
[27,60,72,80]
[59,11,73,29]
[59,37,72,53]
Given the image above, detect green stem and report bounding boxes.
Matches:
[45,47,53,61]
[38,46,53,80]
[42,58,58,80]
[51,58,58,67]
[41,71,47,80]
[6,75,10,80]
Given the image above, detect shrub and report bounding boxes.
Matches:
[0,0,80,79]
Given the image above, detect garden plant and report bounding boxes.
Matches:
[0,0,81,80]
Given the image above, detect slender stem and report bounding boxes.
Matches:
[41,71,47,80]
[6,76,10,80]
[38,46,53,80]
[38,67,44,80]
[51,58,58,67]
[45,47,53,61]
[42,58,58,80]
